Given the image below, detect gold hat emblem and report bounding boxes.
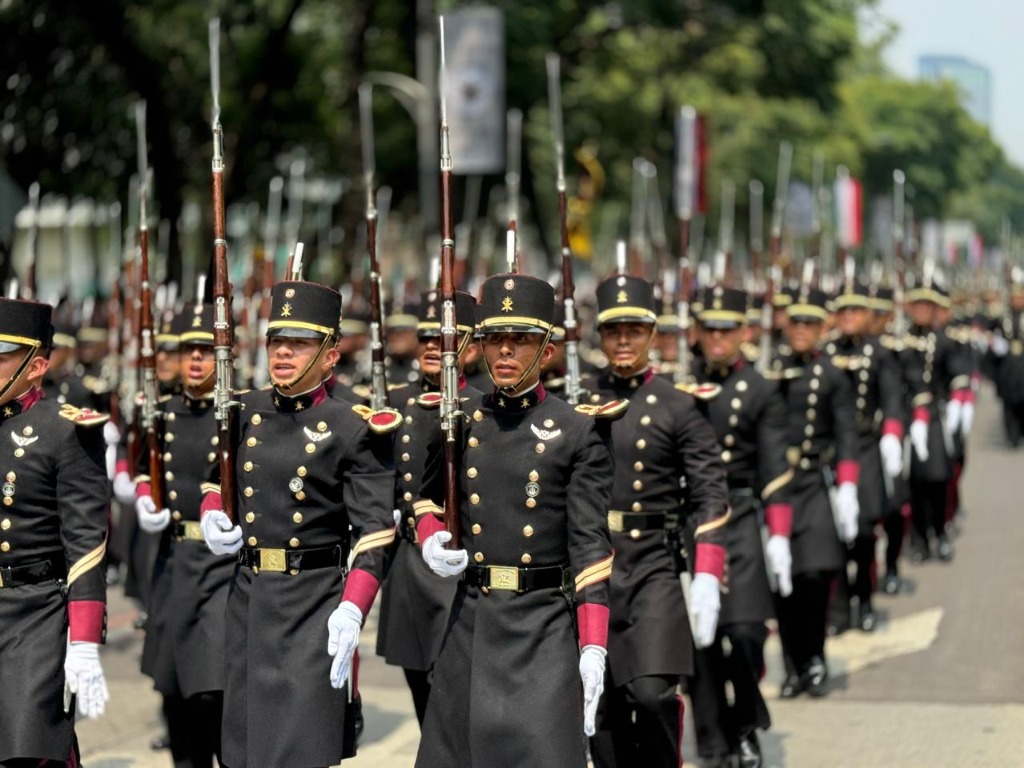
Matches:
[192,315,202,327]
[285,288,296,298]
[281,302,293,317]
[427,304,437,319]
[504,279,515,290]
[616,290,628,304]
[501,296,514,313]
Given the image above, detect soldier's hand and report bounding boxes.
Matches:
[961,401,975,436]
[578,645,606,737]
[135,495,171,533]
[910,418,930,463]
[327,601,363,688]
[879,433,903,478]
[765,535,793,597]
[991,334,1010,357]
[422,531,468,577]
[835,483,860,543]
[200,510,243,556]
[112,471,137,505]
[945,399,963,435]
[689,573,721,649]
[64,641,109,719]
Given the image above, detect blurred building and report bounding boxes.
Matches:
[919,54,992,125]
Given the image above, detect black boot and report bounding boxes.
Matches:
[882,571,901,595]
[937,536,954,562]
[803,656,829,697]
[737,731,762,768]
[858,602,877,632]
[780,671,804,699]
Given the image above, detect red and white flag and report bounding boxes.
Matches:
[834,167,862,249]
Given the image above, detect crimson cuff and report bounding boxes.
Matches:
[836,459,860,486]
[415,512,446,544]
[200,491,222,517]
[69,600,107,644]
[136,481,152,501]
[764,503,793,538]
[913,406,930,423]
[116,458,129,475]
[882,418,903,439]
[694,542,726,580]
[342,568,380,617]
[576,603,609,649]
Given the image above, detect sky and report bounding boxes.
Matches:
[872,0,1024,165]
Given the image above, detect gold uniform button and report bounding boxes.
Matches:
[317,421,328,432]
[629,530,641,540]
[468,437,479,448]
[535,443,545,454]
[168,490,178,501]
[636,439,646,449]
[640,415,652,426]
[808,393,818,405]
[172,511,182,521]
[5,472,14,482]
[856,398,866,409]
[207,452,216,463]
[526,498,537,508]
[529,470,539,482]
[724,435,735,447]
[403,473,413,482]
[471,523,482,535]
[404,416,413,425]
[401,435,411,444]
[167,413,176,423]
[166,433,175,442]
[289,537,300,548]
[13,449,23,458]
[810,379,820,391]
[804,425,815,437]
[470,493,480,505]
[245,512,255,523]
[407,397,416,406]
[21,426,32,436]
[163,452,173,462]
[305,443,316,454]
[211,436,219,446]
[252,414,262,425]
[473,410,484,422]
[247,536,258,546]
[631,502,643,512]
[0,519,9,530]
[467,468,478,478]
[295,491,306,501]
[293,512,303,523]
[474,552,484,563]
[721,450,732,463]
[407,517,416,528]
[646,395,657,405]
[2,497,11,507]
[633,461,644,472]
[807,409,816,421]
[632,480,643,491]
[799,458,811,470]
[165,471,174,482]
[521,553,533,565]
[0,542,9,552]
[729,415,739,427]
[802,440,813,452]
[246,437,257,447]
[401,453,410,462]
[403,492,413,502]
[731,398,742,410]
[243,461,253,472]
[244,487,254,497]
[858,384,868,395]
[523,525,534,537]
[297,466,307,477]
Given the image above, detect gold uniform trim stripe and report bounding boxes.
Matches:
[596,307,658,324]
[761,469,794,501]
[785,304,829,320]
[478,316,554,331]
[200,482,221,495]
[575,554,614,592]
[0,334,42,348]
[911,393,933,408]
[351,528,396,559]
[698,309,748,324]
[179,331,215,343]
[950,375,971,391]
[694,508,732,538]
[412,499,444,518]
[68,540,107,586]
[267,319,336,336]
[833,294,873,309]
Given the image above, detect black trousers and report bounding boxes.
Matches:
[910,478,948,548]
[403,667,431,726]
[883,506,906,574]
[165,691,223,768]
[591,674,683,768]
[688,623,771,759]
[1003,401,1024,447]
[829,532,876,622]
[777,571,834,674]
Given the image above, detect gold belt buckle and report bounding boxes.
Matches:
[258,548,288,573]
[607,511,625,533]
[487,565,520,591]
[182,521,204,541]
[0,570,4,589]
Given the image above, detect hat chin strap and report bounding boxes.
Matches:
[0,347,38,404]
[272,335,332,392]
[487,329,553,395]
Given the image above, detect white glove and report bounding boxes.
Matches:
[910,418,930,462]
[836,482,860,543]
[879,433,903,478]
[945,399,963,435]
[960,401,975,436]
[765,535,793,598]
[64,641,108,719]
[689,572,721,649]
[201,510,243,556]
[102,421,121,446]
[992,335,1010,356]
[135,495,171,533]
[112,471,137,506]
[326,601,363,689]
[422,530,468,578]
[579,645,606,737]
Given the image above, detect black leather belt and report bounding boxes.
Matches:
[463,564,570,593]
[0,552,67,589]
[397,516,418,544]
[238,545,345,574]
[607,510,679,533]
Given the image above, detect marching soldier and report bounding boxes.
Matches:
[385,298,422,386]
[199,279,396,768]
[41,322,90,406]
[825,280,905,633]
[687,285,792,768]
[0,297,111,765]
[375,289,480,725]
[583,274,730,768]
[771,286,860,698]
[988,278,1024,447]
[413,273,616,768]
[133,303,233,766]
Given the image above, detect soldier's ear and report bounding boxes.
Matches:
[27,352,50,382]
[322,343,341,369]
[540,342,556,368]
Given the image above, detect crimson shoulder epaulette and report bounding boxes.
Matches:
[574,398,629,420]
[351,403,403,434]
[59,404,110,427]
[675,381,722,401]
[416,392,442,409]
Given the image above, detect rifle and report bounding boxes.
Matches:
[716,178,735,284]
[675,106,696,385]
[505,108,521,274]
[135,101,164,509]
[209,18,239,523]
[545,53,583,405]
[24,183,40,300]
[630,157,650,276]
[757,141,792,374]
[438,17,462,548]
[749,179,764,293]
[892,170,906,335]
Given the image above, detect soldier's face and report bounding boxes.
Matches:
[697,326,744,365]
[481,332,554,391]
[181,344,215,394]
[0,349,48,404]
[387,328,418,357]
[909,301,936,327]
[598,322,655,374]
[837,306,870,337]
[786,318,823,353]
[416,333,475,380]
[268,336,339,392]
[156,348,180,383]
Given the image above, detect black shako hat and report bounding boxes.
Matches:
[0,298,53,354]
[871,286,895,313]
[176,303,216,345]
[833,280,873,310]
[478,273,555,334]
[266,281,341,340]
[596,275,657,325]
[417,290,477,337]
[697,285,748,329]
[786,286,831,322]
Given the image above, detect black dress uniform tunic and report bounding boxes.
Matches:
[203,384,395,768]
[0,392,109,762]
[413,385,614,768]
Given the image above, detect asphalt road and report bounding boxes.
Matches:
[77,381,1024,767]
